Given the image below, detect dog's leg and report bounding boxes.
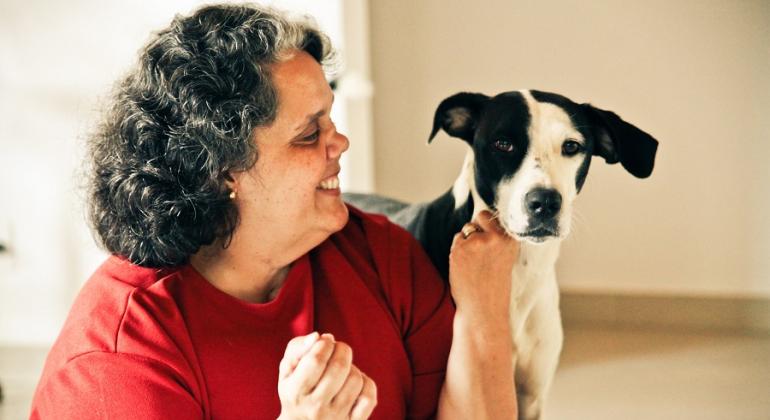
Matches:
[515,337,562,419]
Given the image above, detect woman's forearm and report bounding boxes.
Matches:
[437,311,517,420]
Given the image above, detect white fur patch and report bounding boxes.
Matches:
[452,150,473,209]
[452,148,490,217]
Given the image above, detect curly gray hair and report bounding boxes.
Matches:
[88,3,333,267]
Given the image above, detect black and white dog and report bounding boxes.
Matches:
[345,89,658,420]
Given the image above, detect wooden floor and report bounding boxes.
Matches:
[1,325,769,419]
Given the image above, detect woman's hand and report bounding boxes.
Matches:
[448,210,520,325]
[437,210,520,419]
[278,332,377,420]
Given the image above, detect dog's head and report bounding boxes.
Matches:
[429,90,658,244]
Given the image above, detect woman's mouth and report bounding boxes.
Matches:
[317,175,340,191]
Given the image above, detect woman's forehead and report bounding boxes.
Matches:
[271,51,332,124]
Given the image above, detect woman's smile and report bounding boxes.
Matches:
[317,173,341,194]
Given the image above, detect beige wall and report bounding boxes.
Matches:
[368,0,770,297]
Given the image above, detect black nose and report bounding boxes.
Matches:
[525,188,562,220]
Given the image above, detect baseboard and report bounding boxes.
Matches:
[559,292,770,335]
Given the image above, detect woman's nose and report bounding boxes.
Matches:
[327,130,349,159]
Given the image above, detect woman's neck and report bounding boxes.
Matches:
[190,221,330,303]
[190,242,294,304]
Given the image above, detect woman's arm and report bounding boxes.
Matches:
[438,311,517,419]
[437,210,519,419]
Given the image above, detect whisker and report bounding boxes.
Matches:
[570,207,591,240]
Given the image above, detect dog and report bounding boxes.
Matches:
[345,89,658,420]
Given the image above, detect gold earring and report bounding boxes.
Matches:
[229,190,237,200]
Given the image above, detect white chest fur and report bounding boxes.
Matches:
[508,242,564,420]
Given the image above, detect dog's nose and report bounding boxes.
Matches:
[525,188,562,220]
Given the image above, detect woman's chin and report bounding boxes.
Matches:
[328,201,350,231]
[313,193,350,234]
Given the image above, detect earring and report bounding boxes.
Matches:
[229,190,237,200]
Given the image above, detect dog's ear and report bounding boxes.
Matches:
[583,104,659,179]
[429,92,489,144]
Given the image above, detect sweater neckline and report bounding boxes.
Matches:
[178,253,312,320]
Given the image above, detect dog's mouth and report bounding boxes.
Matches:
[517,226,560,243]
[495,211,561,243]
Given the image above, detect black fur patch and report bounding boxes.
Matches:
[472,92,531,208]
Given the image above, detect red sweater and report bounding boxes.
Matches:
[30,207,454,419]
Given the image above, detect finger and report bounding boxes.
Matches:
[474,210,503,234]
[478,210,513,238]
[285,334,336,394]
[475,212,520,253]
[279,332,319,379]
[460,222,482,240]
[331,365,365,411]
[350,373,378,420]
[450,231,464,251]
[310,341,353,402]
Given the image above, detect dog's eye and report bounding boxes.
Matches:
[494,140,515,153]
[562,140,584,156]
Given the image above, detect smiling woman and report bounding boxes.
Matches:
[28,3,518,419]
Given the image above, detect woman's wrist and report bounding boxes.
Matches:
[452,309,513,350]
[453,304,511,331]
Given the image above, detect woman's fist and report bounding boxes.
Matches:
[278,332,377,420]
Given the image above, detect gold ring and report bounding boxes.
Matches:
[461,223,480,239]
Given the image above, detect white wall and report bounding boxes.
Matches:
[369,0,770,298]
[0,0,367,345]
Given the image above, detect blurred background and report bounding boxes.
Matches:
[1,0,768,419]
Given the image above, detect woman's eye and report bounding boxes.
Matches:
[301,130,320,143]
[562,140,584,156]
[494,140,515,153]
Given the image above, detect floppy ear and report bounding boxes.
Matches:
[583,104,659,178]
[428,92,489,144]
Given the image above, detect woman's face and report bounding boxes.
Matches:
[229,50,349,261]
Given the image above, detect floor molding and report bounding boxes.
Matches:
[559,292,770,335]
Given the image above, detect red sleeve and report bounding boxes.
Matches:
[400,227,455,420]
[30,352,202,420]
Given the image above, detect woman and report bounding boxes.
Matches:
[30,4,518,419]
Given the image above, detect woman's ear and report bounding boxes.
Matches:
[582,104,659,179]
[222,171,237,196]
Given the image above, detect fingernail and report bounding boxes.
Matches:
[321,333,335,343]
